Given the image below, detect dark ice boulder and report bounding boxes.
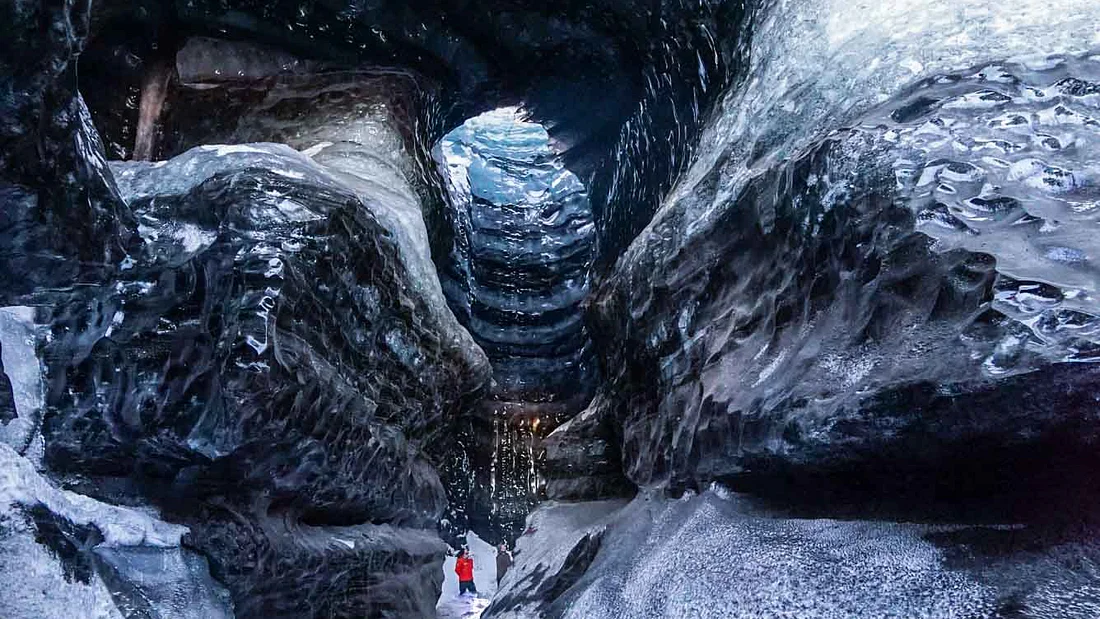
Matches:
[0,0,135,302]
[542,393,632,502]
[42,143,488,617]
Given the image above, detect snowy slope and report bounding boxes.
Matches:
[437,531,499,619]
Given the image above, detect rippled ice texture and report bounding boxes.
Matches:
[436,107,595,397]
[625,0,1100,348]
[493,490,1100,618]
[681,0,1100,368]
[675,0,1100,223]
[596,0,1100,489]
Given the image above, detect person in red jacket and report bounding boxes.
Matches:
[455,548,477,596]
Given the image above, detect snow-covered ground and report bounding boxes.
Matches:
[436,531,498,619]
[487,489,1100,618]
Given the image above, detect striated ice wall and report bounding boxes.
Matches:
[593,0,1100,498]
[437,108,597,402]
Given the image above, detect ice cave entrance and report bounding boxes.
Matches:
[434,106,597,561]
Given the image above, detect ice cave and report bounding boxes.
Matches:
[2,1,1100,618]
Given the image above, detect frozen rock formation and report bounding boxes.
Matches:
[34,142,487,617]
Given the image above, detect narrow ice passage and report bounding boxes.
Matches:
[6,1,1100,617]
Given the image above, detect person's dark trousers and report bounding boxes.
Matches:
[459,580,477,595]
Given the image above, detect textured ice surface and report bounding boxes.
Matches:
[0,519,124,619]
[110,142,334,204]
[491,490,1100,619]
[542,393,633,501]
[437,107,596,399]
[0,444,185,547]
[0,444,233,618]
[85,139,486,617]
[436,108,599,542]
[111,141,482,375]
[486,498,628,618]
[672,0,1100,229]
[633,0,1100,295]
[437,596,491,619]
[308,139,476,361]
[175,37,318,83]
[594,0,1100,492]
[0,307,42,455]
[560,493,992,619]
[94,545,233,619]
[0,0,135,302]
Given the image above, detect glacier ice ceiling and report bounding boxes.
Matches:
[1,0,1100,618]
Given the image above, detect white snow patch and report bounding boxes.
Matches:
[435,595,490,619]
[201,144,269,157]
[0,307,43,455]
[0,443,187,547]
[103,310,125,339]
[173,223,217,253]
[437,530,497,618]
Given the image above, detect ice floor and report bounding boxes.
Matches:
[436,595,491,619]
[436,531,499,619]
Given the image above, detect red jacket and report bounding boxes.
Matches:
[455,556,474,582]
